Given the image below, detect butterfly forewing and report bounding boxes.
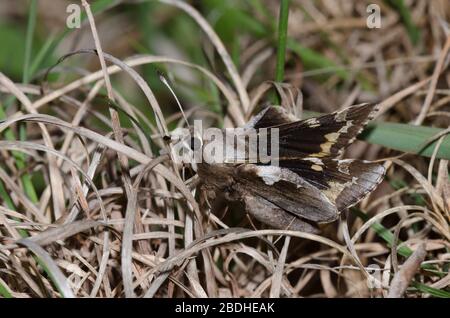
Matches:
[244,105,297,129]
[260,103,378,160]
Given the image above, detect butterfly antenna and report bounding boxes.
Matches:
[158,71,190,129]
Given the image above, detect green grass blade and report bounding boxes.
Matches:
[19,0,39,204]
[0,103,38,207]
[411,282,450,298]
[287,39,349,81]
[351,208,444,276]
[0,104,23,156]
[0,105,31,238]
[0,103,19,212]
[385,0,420,45]
[352,208,413,257]
[362,121,450,160]
[14,159,38,204]
[0,24,27,79]
[18,240,75,298]
[0,280,13,298]
[23,0,37,84]
[29,33,57,78]
[27,0,118,78]
[0,181,15,211]
[275,0,289,83]
[287,39,373,90]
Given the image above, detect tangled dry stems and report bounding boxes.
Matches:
[0,0,449,298]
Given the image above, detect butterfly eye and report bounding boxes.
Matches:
[190,136,202,151]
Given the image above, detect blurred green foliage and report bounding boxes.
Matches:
[0,24,28,80]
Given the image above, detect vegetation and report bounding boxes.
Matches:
[0,0,449,298]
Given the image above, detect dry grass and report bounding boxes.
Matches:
[0,0,449,298]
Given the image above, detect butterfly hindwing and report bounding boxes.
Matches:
[233,164,339,223]
[331,159,385,211]
[243,194,319,233]
[277,158,384,211]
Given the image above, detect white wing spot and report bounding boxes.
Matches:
[256,166,281,185]
[303,157,323,164]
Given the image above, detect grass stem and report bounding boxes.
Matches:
[275,0,289,83]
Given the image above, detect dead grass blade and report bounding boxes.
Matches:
[0,72,65,219]
[153,229,354,282]
[17,239,75,298]
[269,236,290,298]
[388,243,427,298]
[0,140,107,219]
[414,35,450,125]
[157,0,250,113]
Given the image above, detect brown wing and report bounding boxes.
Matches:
[270,103,379,159]
[332,160,385,211]
[245,106,297,129]
[233,164,339,223]
[243,194,319,233]
[247,104,384,211]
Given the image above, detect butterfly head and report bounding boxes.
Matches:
[166,126,203,171]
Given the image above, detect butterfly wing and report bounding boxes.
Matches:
[244,105,297,129]
[331,160,385,211]
[249,103,385,212]
[264,103,379,159]
[280,158,385,211]
[243,194,319,233]
[233,164,339,223]
[198,104,385,229]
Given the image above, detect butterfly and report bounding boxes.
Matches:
[173,103,385,233]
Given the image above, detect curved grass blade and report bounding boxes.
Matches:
[362,122,450,160]
[411,281,450,298]
[17,239,75,298]
[351,208,444,276]
[0,279,13,298]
